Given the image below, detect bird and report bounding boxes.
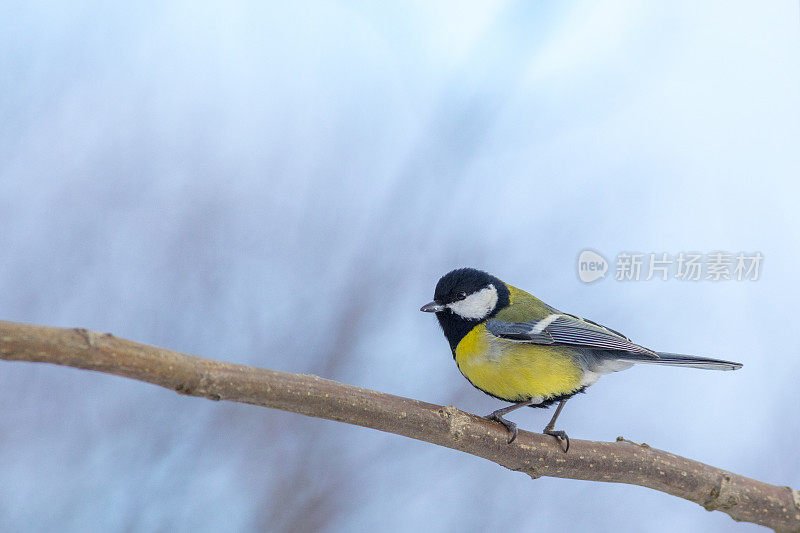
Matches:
[420,267,742,451]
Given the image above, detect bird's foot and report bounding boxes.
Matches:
[544,428,570,453]
[485,412,518,444]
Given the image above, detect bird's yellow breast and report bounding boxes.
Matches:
[454,323,584,402]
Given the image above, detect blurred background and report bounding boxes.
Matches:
[1,1,798,531]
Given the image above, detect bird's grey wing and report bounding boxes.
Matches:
[485,314,741,371]
[485,314,656,355]
[484,319,556,343]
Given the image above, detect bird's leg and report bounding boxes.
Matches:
[542,399,570,452]
[485,400,536,444]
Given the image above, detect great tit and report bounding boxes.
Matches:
[421,267,742,450]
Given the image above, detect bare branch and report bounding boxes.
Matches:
[1,320,797,531]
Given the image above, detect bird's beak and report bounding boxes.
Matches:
[420,301,446,313]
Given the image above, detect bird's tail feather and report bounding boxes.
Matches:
[617,352,742,371]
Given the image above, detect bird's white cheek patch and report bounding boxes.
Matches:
[448,284,499,320]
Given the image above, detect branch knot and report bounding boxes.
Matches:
[439,405,471,441]
[704,474,740,511]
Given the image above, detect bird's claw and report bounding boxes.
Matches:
[544,428,570,453]
[485,413,518,444]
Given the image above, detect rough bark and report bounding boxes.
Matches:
[1,321,797,531]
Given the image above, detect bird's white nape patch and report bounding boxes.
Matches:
[447,284,499,320]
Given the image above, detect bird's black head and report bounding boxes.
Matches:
[420,268,510,352]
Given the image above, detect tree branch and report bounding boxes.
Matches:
[1,320,797,531]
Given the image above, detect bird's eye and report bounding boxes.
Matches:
[457,292,467,300]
